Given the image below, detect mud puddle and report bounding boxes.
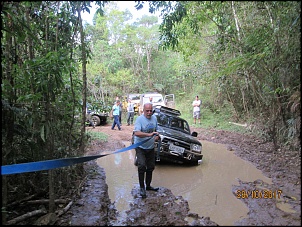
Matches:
[96,140,285,225]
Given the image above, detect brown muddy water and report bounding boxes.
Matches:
[97,140,274,226]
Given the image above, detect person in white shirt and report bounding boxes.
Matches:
[126,98,135,125]
[192,95,202,124]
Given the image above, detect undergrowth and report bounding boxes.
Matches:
[86,131,108,143]
[175,91,253,135]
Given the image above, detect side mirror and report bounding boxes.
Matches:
[191,131,198,137]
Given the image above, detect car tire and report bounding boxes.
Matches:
[91,115,100,126]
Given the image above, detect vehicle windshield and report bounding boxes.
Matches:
[144,95,163,104]
[129,94,140,100]
[156,113,190,134]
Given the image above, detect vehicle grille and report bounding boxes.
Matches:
[161,137,191,150]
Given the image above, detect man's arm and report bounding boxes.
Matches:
[134,131,158,138]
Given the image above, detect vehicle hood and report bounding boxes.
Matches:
[157,126,201,145]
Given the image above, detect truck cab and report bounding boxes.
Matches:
[138,93,175,115]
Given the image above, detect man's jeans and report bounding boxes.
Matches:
[111,115,121,130]
[127,112,134,125]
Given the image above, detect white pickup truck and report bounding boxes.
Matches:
[138,93,175,115]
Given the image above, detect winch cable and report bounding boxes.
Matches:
[1,136,155,176]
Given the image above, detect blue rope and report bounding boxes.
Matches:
[1,136,153,175]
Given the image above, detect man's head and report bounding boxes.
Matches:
[195,96,199,100]
[143,103,153,118]
[116,100,120,105]
[149,97,153,102]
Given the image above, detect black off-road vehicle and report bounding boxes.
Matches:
[132,106,203,165]
[86,103,109,127]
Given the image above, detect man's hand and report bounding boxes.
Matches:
[151,132,159,137]
[150,132,159,140]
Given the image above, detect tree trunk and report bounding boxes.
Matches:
[77,4,87,155]
[146,46,152,89]
[44,8,56,213]
[2,10,15,226]
[68,9,79,155]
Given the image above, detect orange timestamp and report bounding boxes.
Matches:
[236,189,282,199]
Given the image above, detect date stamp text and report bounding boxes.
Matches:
[236,189,282,199]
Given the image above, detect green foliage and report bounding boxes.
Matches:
[1,1,112,209]
[86,131,108,143]
[176,87,251,135]
[67,1,302,151]
[87,1,300,151]
[87,101,111,113]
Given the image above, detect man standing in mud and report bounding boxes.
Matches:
[133,103,159,198]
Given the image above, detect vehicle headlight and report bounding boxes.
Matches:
[191,144,202,153]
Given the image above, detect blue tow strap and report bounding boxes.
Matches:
[1,136,153,176]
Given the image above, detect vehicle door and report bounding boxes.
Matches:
[164,94,175,109]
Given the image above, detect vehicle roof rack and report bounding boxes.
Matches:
[153,105,181,116]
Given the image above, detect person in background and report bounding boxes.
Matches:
[111,100,121,130]
[149,96,153,104]
[133,103,160,198]
[115,96,123,125]
[127,98,134,126]
[192,95,202,124]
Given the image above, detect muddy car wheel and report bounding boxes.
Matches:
[91,115,100,126]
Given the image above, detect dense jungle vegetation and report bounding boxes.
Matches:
[1,1,300,224]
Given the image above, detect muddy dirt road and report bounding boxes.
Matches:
[58,123,300,226]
